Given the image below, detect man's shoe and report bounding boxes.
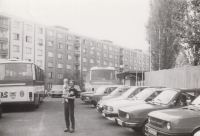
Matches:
[70,129,75,133]
[64,129,70,132]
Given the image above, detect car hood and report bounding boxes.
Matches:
[81,92,94,96]
[82,93,94,97]
[102,95,114,99]
[99,97,124,107]
[149,106,200,122]
[120,103,164,114]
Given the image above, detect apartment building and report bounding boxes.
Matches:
[0,13,150,90]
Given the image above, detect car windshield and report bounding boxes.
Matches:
[122,87,138,98]
[95,86,107,95]
[52,85,63,89]
[153,90,178,105]
[132,89,153,100]
[109,87,129,96]
[0,63,33,81]
[191,95,200,105]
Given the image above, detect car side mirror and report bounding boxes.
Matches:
[169,101,176,108]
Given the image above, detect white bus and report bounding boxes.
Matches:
[0,60,45,108]
[85,67,118,92]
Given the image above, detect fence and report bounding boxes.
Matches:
[145,65,200,88]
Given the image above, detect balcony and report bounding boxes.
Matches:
[0,37,8,42]
[0,49,8,55]
[0,24,8,30]
[74,61,80,65]
[74,40,80,47]
[74,50,80,56]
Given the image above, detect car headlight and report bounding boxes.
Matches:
[126,113,129,119]
[167,122,171,130]
[107,106,113,112]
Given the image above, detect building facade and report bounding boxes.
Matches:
[0,13,150,90]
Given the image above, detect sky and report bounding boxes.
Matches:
[0,0,150,51]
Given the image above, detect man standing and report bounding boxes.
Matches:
[62,80,78,133]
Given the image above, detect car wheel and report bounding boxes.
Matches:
[141,120,148,135]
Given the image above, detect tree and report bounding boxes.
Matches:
[147,0,187,70]
[182,0,200,66]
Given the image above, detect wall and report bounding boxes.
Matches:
[145,65,200,88]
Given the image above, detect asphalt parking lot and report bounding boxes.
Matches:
[0,97,143,136]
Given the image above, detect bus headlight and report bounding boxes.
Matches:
[20,91,24,97]
[167,122,171,130]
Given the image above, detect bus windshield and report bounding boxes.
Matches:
[91,70,116,81]
[0,63,33,81]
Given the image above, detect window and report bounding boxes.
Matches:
[97,60,100,64]
[97,43,101,48]
[25,59,31,62]
[37,60,42,67]
[58,53,63,59]
[126,51,128,55]
[38,27,43,34]
[14,21,20,28]
[48,41,53,47]
[58,43,63,49]
[0,18,7,25]
[37,49,42,56]
[83,67,87,71]
[38,39,43,45]
[48,72,53,78]
[97,51,100,56]
[48,62,53,68]
[58,33,63,39]
[104,45,107,49]
[104,61,107,66]
[83,58,87,62]
[90,41,94,46]
[13,33,19,40]
[90,50,94,54]
[49,31,54,36]
[48,83,53,89]
[110,62,113,66]
[115,55,118,60]
[26,36,32,43]
[109,46,113,50]
[58,74,63,79]
[125,57,128,62]
[104,53,107,58]
[13,45,19,52]
[67,45,71,50]
[48,52,53,57]
[130,52,132,55]
[83,39,87,44]
[90,59,94,63]
[58,63,63,69]
[67,65,71,69]
[67,35,71,40]
[0,43,7,51]
[83,48,87,54]
[25,47,31,54]
[110,55,113,59]
[67,55,72,60]
[130,59,132,62]
[26,24,32,31]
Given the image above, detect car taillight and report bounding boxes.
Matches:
[29,92,32,100]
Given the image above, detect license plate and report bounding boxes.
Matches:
[148,128,157,136]
[118,120,123,126]
[102,113,105,117]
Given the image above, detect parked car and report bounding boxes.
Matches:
[80,91,96,103]
[102,88,164,121]
[50,85,63,98]
[97,86,147,113]
[90,85,127,106]
[116,88,200,135]
[0,99,2,118]
[145,89,200,136]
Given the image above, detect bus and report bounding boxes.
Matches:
[0,60,45,108]
[85,67,118,92]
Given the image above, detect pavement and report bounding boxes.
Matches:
[0,97,143,136]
